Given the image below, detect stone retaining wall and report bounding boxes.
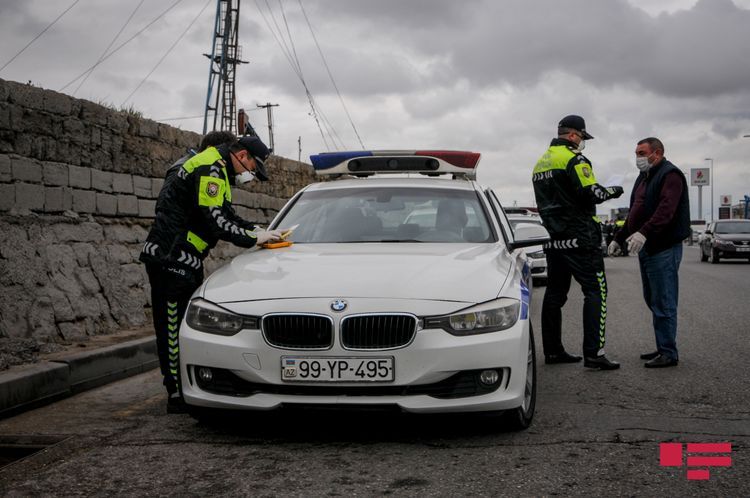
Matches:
[0,78,319,356]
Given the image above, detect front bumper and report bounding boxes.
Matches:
[714,244,750,259]
[180,302,530,414]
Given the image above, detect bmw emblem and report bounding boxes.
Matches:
[330,299,347,312]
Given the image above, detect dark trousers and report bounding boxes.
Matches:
[145,264,203,395]
[542,249,607,358]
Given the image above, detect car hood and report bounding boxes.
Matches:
[202,243,511,304]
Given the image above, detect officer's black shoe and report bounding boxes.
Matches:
[167,393,187,414]
[584,355,620,370]
[644,355,678,368]
[640,351,660,360]
[545,351,583,364]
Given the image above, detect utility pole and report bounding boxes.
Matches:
[298,136,302,162]
[257,102,279,152]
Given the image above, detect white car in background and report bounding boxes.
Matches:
[179,150,549,430]
[508,214,548,283]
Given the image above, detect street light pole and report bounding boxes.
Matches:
[704,158,714,222]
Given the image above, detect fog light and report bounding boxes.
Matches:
[479,369,499,386]
[198,367,213,383]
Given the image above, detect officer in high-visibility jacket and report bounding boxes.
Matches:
[532,115,624,370]
[139,135,283,412]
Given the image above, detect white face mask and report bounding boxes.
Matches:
[575,139,585,152]
[235,171,256,184]
[635,156,651,172]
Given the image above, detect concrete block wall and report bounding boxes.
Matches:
[0,78,320,346]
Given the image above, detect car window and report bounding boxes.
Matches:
[276,187,495,243]
[715,222,750,234]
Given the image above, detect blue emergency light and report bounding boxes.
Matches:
[310,150,481,178]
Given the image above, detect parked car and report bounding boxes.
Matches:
[699,219,750,263]
[507,214,548,283]
[179,150,549,430]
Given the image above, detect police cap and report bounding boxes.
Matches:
[558,115,594,140]
[237,136,270,181]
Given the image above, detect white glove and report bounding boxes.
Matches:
[607,241,622,257]
[626,232,646,254]
[256,229,283,245]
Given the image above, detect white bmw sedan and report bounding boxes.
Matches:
[179,151,548,430]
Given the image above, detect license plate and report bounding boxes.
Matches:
[737,247,750,252]
[281,356,394,382]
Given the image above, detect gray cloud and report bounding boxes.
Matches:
[1,0,749,215]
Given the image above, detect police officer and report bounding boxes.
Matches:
[532,115,624,370]
[140,135,283,411]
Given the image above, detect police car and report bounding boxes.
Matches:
[179,150,548,430]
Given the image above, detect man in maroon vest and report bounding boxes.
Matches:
[609,137,691,368]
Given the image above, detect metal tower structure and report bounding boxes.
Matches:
[202,0,247,134]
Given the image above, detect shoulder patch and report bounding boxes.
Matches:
[581,166,591,178]
[206,180,220,197]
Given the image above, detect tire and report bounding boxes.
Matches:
[499,324,537,431]
[709,248,720,264]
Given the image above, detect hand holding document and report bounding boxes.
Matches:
[280,224,299,239]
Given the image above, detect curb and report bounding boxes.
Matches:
[0,336,157,419]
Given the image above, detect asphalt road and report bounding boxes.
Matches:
[1,246,748,496]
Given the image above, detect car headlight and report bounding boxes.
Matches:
[423,298,520,336]
[528,250,545,259]
[185,298,258,336]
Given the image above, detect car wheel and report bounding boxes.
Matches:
[709,248,720,264]
[700,247,708,262]
[499,324,537,431]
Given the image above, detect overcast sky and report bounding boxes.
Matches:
[2,0,750,220]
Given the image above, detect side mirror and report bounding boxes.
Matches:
[704,230,712,235]
[509,222,550,250]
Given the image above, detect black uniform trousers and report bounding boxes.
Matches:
[145,263,204,395]
[541,249,607,358]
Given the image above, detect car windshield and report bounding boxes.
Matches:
[715,222,750,234]
[276,186,494,243]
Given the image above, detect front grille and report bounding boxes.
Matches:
[193,366,504,399]
[262,314,333,349]
[341,314,417,350]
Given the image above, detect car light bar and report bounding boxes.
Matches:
[310,150,481,178]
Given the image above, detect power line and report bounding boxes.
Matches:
[73,0,146,96]
[254,0,344,151]
[298,0,365,150]
[273,0,343,149]
[59,0,186,93]
[121,0,213,107]
[0,0,82,74]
